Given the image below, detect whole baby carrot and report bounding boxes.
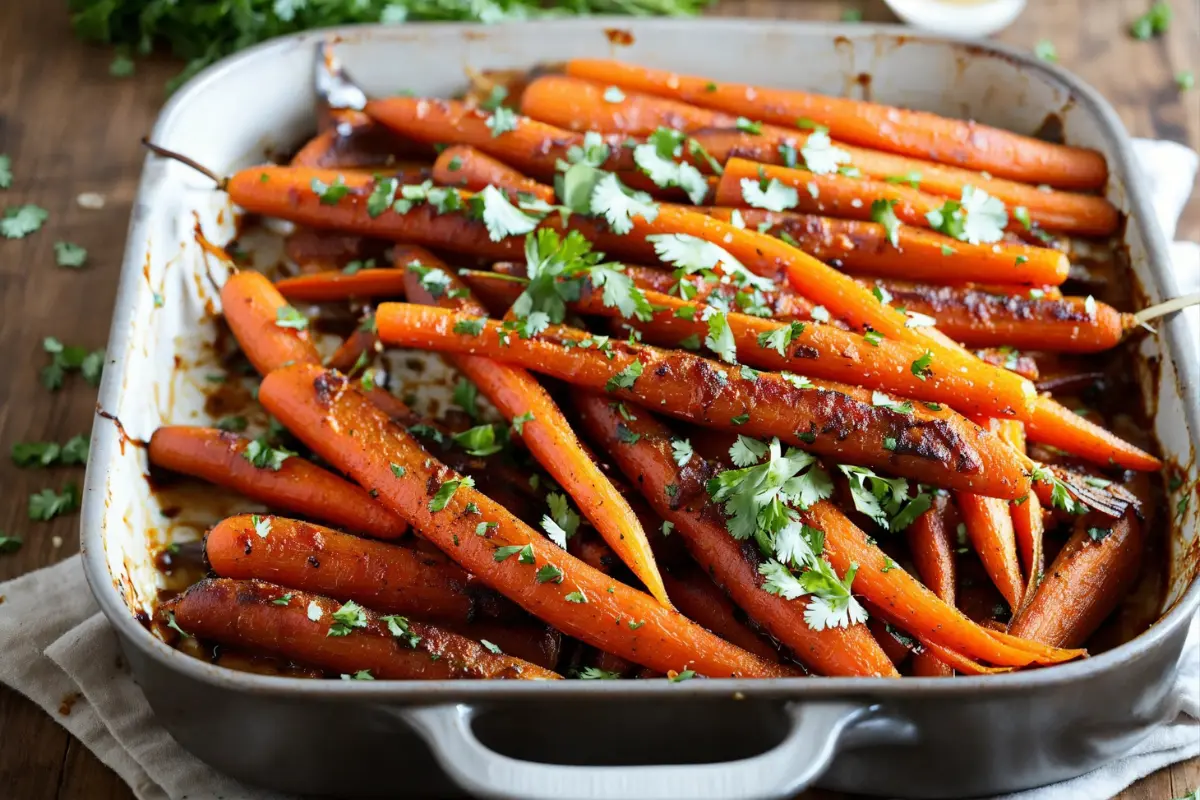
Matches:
[432,145,556,204]
[221,270,322,375]
[258,364,794,678]
[955,493,1025,613]
[904,495,957,677]
[275,270,409,303]
[660,566,781,663]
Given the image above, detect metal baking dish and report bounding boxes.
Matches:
[80,19,1200,800]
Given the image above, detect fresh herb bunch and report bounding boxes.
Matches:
[68,0,713,92]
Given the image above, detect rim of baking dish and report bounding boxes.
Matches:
[81,18,1200,701]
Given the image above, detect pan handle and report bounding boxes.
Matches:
[400,699,873,800]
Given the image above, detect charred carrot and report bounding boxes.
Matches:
[856,279,1130,352]
[576,392,896,677]
[275,270,408,303]
[703,208,1070,286]
[376,303,1030,497]
[986,419,1045,605]
[284,228,388,271]
[905,496,958,677]
[170,578,560,680]
[327,325,379,374]
[565,60,1108,190]
[804,501,1084,666]
[432,145,556,204]
[220,271,321,375]
[363,97,634,181]
[956,493,1025,612]
[525,75,1117,235]
[148,427,409,540]
[660,566,780,663]
[260,364,792,678]
[1008,512,1145,647]
[1026,395,1162,471]
[398,248,671,608]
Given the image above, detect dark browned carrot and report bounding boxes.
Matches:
[291,108,434,168]
[376,302,1031,498]
[284,228,389,272]
[169,578,561,680]
[575,391,897,677]
[327,324,380,374]
[1008,512,1145,648]
[905,495,957,677]
[276,270,408,303]
[564,60,1109,190]
[220,271,321,375]
[258,363,794,678]
[661,566,780,663]
[148,427,408,540]
[432,145,556,203]
[956,493,1025,612]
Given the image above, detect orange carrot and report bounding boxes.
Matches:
[905,496,958,677]
[291,108,433,168]
[170,578,561,680]
[283,228,388,271]
[259,364,793,678]
[987,419,1045,606]
[376,303,1030,498]
[326,324,379,374]
[1008,512,1145,647]
[916,639,1012,675]
[149,426,409,540]
[363,97,634,181]
[955,493,1025,612]
[661,566,781,663]
[565,60,1109,190]
[220,270,321,375]
[523,75,1117,235]
[432,145,556,203]
[804,501,1084,666]
[702,207,1070,286]
[275,270,408,303]
[576,392,897,677]
[1026,395,1162,471]
[397,247,670,608]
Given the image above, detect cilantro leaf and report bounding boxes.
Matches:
[1,204,48,238]
[605,359,644,392]
[472,185,540,242]
[577,666,621,679]
[960,185,1008,244]
[380,615,422,648]
[29,483,80,521]
[590,172,659,234]
[671,438,694,467]
[910,350,934,381]
[429,476,475,512]
[757,320,805,356]
[327,600,368,637]
[704,312,737,363]
[838,465,931,532]
[0,154,11,189]
[367,177,398,217]
[740,177,798,212]
[870,199,901,247]
[451,424,505,457]
[646,233,773,292]
[486,106,518,137]
[54,241,88,268]
[800,130,851,175]
[275,305,309,330]
[707,438,833,542]
[242,437,295,471]
[311,175,349,205]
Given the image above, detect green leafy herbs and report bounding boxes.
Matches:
[428,476,475,512]
[926,186,1007,244]
[800,130,851,175]
[632,128,709,205]
[535,563,564,584]
[29,483,81,521]
[485,106,518,137]
[884,171,921,189]
[1086,526,1113,542]
[274,305,309,331]
[252,514,272,539]
[380,615,422,648]
[704,311,737,364]
[564,591,588,604]
[452,379,479,420]
[1178,71,1196,92]
[871,390,913,415]
[1130,1,1171,39]
[2,204,49,238]
[12,434,89,467]
[311,175,349,205]
[470,185,541,242]
[577,666,621,679]
[740,176,798,212]
[755,321,804,357]
[646,232,772,293]
[602,85,625,103]
[841,8,863,21]
[215,415,247,432]
[605,359,644,392]
[1,533,30,553]
[242,437,295,471]
[326,600,368,637]
[910,351,934,381]
[110,53,135,76]
[41,338,104,390]
[0,154,11,189]
[588,171,660,234]
[166,611,189,637]
[869,199,901,247]
[735,116,763,135]
[671,438,694,467]
[54,241,88,268]
[838,465,932,533]
[1034,39,1058,62]
[1031,465,1087,515]
[540,492,581,548]
[451,424,505,457]
[366,177,398,217]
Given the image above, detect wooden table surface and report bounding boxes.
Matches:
[0,1,1196,798]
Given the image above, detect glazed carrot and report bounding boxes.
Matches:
[904,496,957,676]
[259,364,792,678]
[376,304,1030,497]
[291,108,433,168]
[1026,395,1162,471]
[855,278,1130,352]
[284,228,388,271]
[869,618,912,667]
[363,97,634,181]
[565,60,1108,190]
[702,207,1070,286]
[170,578,561,680]
[432,145,556,204]
[975,349,1040,381]
[575,392,896,677]
[955,493,1025,612]
[275,270,408,303]
[327,325,379,374]
[148,427,408,540]
[204,515,559,668]
[987,419,1045,604]
[917,639,1012,676]
[1008,512,1145,647]
[229,167,522,260]
[804,501,1084,666]
[660,567,780,662]
[220,271,321,375]
[397,247,671,608]
[524,75,1117,235]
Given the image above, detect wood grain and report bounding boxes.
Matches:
[0,1,1194,798]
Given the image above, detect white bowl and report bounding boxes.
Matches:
[884,0,1027,38]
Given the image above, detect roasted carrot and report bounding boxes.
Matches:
[975,349,1040,381]
[363,97,634,181]
[220,271,321,375]
[804,501,1084,666]
[148,427,408,540]
[576,392,897,677]
[204,515,558,668]
[397,247,671,608]
[955,493,1025,612]
[905,496,957,677]
[284,228,389,271]
[869,618,913,667]
[1026,395,1162,471]
[275,270,408,303]
[565,60,1108,190]
[660,566,780,662]
[916,639,1012,676]
[291,108,433,168]
[432,145,556,204]
[327,324,379,374]
[524,75,1117,235]
[259,364,793,678]
[376,303,1031,497]
[170,578,561,680]
[702,208,1070,287]
[986,419,1045,606]
[1008,512,1145,648]
[855,279,1130,352]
